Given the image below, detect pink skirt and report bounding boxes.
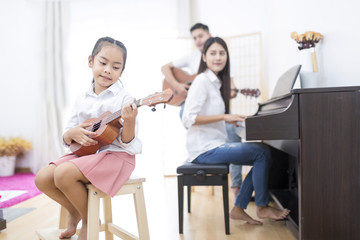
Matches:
[52,151,135,197]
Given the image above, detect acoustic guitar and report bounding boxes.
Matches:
[70,88,174,156]
[162,67,261,106]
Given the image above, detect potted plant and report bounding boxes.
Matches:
[0,137,32,177]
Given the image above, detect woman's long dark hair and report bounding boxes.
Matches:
[198,37,231,113]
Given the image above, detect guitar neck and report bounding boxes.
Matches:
[105,99,142,125]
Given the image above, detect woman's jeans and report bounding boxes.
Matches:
[193,142,271,209]
[225,123,243,189]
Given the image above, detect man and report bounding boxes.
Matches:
[161,23,243,197]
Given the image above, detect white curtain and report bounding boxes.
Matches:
[32,1,67,173]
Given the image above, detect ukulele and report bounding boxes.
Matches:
[162,67,261,105]
[70,88,174,157]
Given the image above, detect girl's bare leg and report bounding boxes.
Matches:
[256,205,290,220]
[230,206,262,225]
[53,162,89,240]
[35,164,82,239]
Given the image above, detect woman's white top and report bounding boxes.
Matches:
[64,81,142,155]
[182,69,227,162]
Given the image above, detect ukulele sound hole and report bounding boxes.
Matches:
[92,120,102,132]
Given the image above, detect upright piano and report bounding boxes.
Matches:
[242,86,360,240]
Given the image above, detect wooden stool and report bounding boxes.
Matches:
[177,162,230,235]
[36,177,150,240]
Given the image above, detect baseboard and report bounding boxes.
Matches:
[15,167,32,173]
[0,217,6,231]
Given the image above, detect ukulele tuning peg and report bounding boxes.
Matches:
[151,107,156,112]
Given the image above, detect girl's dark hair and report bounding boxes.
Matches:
[198,37,231,113]
[91,36,127,71]
[90,37,127,84]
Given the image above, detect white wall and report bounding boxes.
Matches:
[0,0,44,167]
[194,0,360,94]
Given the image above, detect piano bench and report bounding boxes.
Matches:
[176,162,230,235]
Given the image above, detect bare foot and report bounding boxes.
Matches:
[231,187,240,198]
[230,206,262,225]
[256,206,290,220]
[77,223,87,240]
[59,213,81,239]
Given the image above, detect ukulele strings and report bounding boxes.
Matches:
[104,99,142,125]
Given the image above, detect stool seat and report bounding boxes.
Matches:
[177,162,230,235]
[177,162,228,174]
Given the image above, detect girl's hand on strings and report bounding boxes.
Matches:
[121,101,138,123]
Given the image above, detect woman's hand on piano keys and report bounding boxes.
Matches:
[224,114,246,127]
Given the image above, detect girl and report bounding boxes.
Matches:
[35,37,141,240]
[181,37,290,225]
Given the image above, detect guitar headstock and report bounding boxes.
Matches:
[239,88,261,98]
[139,88,174,107]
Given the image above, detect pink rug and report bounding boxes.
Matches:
[0,173,42,208]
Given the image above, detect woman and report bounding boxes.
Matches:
[181,37,290,225]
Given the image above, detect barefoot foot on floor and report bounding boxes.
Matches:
[230,206,262,225]
[59,213,81,239]
[256,206,290,220]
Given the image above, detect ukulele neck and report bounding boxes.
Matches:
[105,99,142,125]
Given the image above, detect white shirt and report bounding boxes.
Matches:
[64,81,142,155]
[172,49,201,75]
[182,69,228,162]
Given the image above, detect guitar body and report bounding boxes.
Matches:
[70,111,121,157]
[162,68,196,106]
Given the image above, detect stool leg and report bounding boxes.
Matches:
[177,175,184,234]
[222,174,230,235]
[59,205,68,229]
[103,197,114,240]
[133,182,150,240]
[88,187,101,240]
[187,184,191,213]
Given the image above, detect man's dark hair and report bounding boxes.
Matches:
[190,23,209,33]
